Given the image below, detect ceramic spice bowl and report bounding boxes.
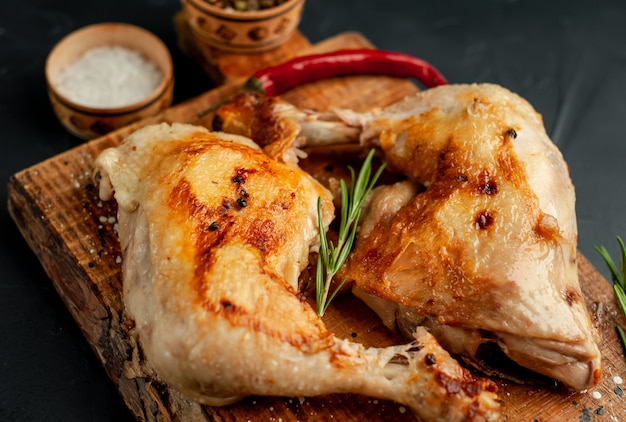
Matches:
[181,0,305,53]
[45,22,174,140]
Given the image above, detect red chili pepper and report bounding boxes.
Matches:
[198,49,447,118]
[242,48,448,96]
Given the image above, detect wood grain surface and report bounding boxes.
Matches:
[7,31,626,421]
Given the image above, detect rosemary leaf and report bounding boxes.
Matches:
[315,149,386,316]
[618,236,626,291]
[614,283,626,316]
[321,279,348,316]
[618,326,626,351]
[594,244,623,285]
[315,252,324,306]
[594,237,626,352]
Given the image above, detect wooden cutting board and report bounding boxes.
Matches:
[8,30,626,421]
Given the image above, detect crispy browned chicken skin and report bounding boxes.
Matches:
[215,83,601,391]
[95,123,501,421]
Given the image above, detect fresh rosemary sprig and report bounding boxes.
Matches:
[315,149,386,317]
[594,236,626,349]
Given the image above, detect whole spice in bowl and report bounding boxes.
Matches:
[205,0,290,11]
[45,22,174,140]
[181,0,305,53]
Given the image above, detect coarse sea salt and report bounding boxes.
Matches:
[55,45,163,108]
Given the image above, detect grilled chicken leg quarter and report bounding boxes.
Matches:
[94,123,501,421]
[215,83,602,391]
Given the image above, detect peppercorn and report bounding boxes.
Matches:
[425,353,437,366]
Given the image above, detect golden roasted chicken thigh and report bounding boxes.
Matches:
[94,122,500,421]
[214,83,602,391]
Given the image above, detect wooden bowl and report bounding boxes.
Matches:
[181,0,305,53]
[45,22,174,140]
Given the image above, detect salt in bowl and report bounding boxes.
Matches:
[45,22,174,140]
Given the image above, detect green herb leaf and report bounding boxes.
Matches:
[315,149,386,316]
[617,326,626,350]
[614,283,626,317]
[618,237,626,291]
[594,236,626,352]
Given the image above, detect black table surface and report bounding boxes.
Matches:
[2,0,625,420]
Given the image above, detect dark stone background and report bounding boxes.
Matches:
[1,1,625,420]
